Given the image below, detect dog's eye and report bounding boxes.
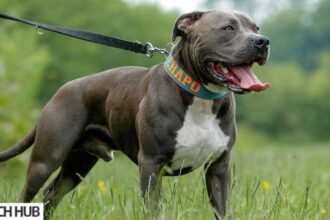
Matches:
[223,25,235,31]
[256,26,260,31]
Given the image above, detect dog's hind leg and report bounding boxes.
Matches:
[19,86,89,203]
[42,150,98,218]
[43,125,114,217]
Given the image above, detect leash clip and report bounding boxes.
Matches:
[35,25,45,35]
[145,42,169,58]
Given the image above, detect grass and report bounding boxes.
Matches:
[0,144,329,220]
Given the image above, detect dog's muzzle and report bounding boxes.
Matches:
[204,36,271,94]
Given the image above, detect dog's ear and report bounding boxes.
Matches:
[172,11,205,41]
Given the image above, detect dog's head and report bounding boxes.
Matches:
[172,10,270,94]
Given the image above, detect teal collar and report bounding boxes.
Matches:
[163,51,226,100]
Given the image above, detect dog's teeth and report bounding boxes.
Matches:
[223,66,229,74]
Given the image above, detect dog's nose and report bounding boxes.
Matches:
[253,36,270,49]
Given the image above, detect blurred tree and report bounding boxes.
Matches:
[236,63,309,141]
[0,0,178,104]
[236,51,330,142]
[262,8,317,71]
[203,0,310,21]
[0,28,50,148]
[310,0,330,49]
[306,52,330,139]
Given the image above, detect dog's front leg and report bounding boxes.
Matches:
[138,155,163,214]
[205,151,231,220]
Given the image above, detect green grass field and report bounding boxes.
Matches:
[0,145,329,220]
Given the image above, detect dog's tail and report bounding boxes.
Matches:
[0,126,36,162]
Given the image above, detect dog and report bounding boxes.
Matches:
[0,10,270,219]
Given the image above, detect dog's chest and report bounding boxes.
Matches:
[169,98,229,172]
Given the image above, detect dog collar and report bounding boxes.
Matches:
[163,51,226,100]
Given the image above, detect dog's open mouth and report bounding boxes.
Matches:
[207,59,270,93]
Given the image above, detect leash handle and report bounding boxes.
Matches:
[0,12,168,56]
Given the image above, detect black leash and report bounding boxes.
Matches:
[0,12,168,57]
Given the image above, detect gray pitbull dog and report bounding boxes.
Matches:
[0,10,270,219]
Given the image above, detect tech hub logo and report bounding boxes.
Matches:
[0,203,43,220]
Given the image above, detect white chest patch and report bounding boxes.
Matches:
[169,97,230,172]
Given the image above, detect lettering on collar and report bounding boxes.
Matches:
[163,52,226,100]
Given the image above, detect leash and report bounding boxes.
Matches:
[0,12,168,58]
[0,12,226,99]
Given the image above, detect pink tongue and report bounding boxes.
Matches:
[229,65,270,92]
